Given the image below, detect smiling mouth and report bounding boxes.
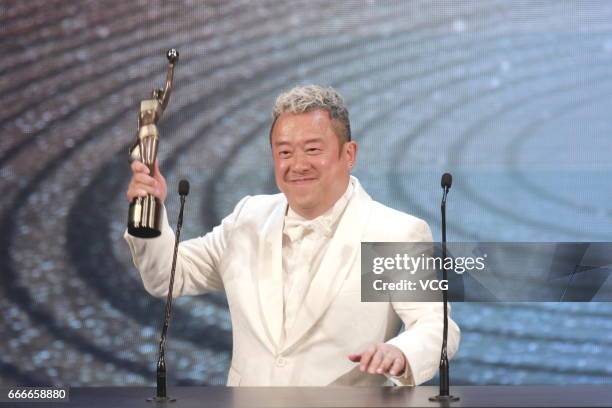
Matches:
[288,178,317,184]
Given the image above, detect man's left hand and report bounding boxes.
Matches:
[348,343,406,376]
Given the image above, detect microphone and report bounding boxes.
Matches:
[178,179,190,197]
[430,173,459,403]
[441,172,452,190]
[148,179,190,403]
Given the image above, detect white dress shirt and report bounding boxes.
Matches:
[280,179,355,346]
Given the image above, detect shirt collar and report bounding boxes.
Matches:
[284,179,355,242]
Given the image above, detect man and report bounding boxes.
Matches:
[124,85,460,386]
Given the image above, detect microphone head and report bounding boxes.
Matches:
[178,179,190,196]
[441,173,453,190]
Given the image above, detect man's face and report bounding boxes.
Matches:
[271,109,357,219]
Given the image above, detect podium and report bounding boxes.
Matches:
[18,385,612,408]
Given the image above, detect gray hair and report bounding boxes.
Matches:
[270,85,351,143]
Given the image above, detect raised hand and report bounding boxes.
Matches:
[126,159,167,203]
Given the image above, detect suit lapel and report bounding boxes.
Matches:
[282,180,373,352]
[256,198,287,352]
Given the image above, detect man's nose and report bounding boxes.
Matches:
[290,152,310,172]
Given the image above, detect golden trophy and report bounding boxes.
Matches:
[127,49,179,238]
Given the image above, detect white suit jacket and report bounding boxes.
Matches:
[124,177,460,386]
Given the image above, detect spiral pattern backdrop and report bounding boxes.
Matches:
[2,0,612,386]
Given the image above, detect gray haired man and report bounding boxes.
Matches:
[125,85,460,386]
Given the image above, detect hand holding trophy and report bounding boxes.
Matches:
[127,49,179,238]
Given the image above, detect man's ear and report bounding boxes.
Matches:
[345,141,358,169]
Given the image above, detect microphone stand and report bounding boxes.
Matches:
[429,183,459,403]
[147,193,187,403]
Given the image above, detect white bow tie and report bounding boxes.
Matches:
[283,217,333,243]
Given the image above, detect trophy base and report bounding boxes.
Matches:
[128,195,162,238]
[128,225,161,238]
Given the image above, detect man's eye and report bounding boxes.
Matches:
[306,148,321,153]
[279,151,291,157]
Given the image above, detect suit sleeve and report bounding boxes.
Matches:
[123,196,250,298]
[385,219,461,386]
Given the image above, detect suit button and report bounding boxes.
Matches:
[275,357,287,367]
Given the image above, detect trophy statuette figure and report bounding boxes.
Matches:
[127,49,179,238]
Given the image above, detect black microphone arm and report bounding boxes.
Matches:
[430,173,459,403]
[148,180,190,403]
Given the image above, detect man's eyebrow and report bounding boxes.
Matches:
[303,137,324,144]
[273,137,325,147]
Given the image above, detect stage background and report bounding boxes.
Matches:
[1,0,612,386]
